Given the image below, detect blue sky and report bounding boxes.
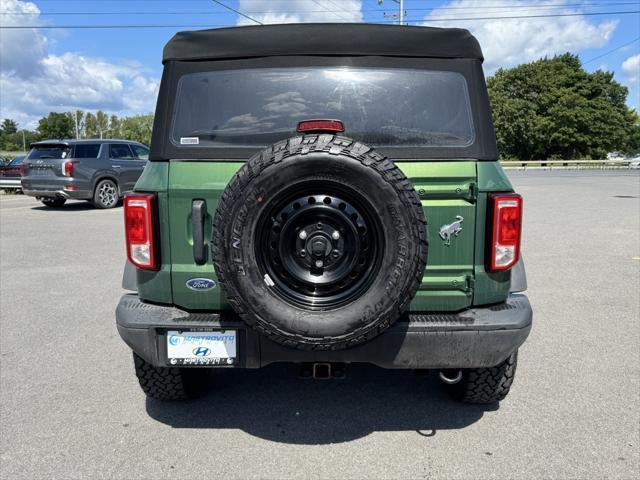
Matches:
[1,0,639,129]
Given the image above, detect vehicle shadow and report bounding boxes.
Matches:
[31,201,120,212]
[145,363,496,444]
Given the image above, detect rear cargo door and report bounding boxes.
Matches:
[167,160,476,313]
[23,145,71,179]
[167,161,243,310]
[399,161,477,311]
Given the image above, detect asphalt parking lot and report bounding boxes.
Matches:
[1,170,638,479]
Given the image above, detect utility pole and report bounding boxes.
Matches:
[21,130,26,152]
[75,111,80,140]
[378,0,405,25]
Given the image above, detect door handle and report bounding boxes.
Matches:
[111,165,122,169]
[192,199,208,265]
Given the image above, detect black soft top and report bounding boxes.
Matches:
[163,23,483,63]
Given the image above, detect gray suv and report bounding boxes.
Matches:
[22,139,149,208]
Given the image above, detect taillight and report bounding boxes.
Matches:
[488,193,522,271]
[124,193,158,270]
[62,160,78,177]
[19,164,25,176]
[296,119,344,134]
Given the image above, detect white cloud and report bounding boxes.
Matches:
[0,0,47,77]
[622,54,639,86]
[0,0,159,129]
[236,1,362,25]
[423,0,617,74]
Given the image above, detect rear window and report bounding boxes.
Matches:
[74,143,101,158]
[110,144,134,159]
[171,67,475,148]
[28,146,71,160]
[131,144,150,160]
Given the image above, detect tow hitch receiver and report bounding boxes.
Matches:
[299,362,347,379]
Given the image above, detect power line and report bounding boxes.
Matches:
[4,2,639,15]
[209,0,262,25]
[309,0,352,22]
[2,9,638,28]
[416,9,640,23]
[583,36,640,65]
[323,0,357,22]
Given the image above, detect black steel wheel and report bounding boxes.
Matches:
[256,183,383,310]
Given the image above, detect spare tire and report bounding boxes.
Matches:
[212,135,427,350]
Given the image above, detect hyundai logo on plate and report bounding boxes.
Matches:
[193,347,211,357]
[186,278,216,291]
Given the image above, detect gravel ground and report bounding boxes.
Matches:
[1,170,638,479]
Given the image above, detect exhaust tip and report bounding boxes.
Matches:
[439,370,463,385]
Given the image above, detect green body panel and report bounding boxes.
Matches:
[134,163,173,304]
[398,162,477,311]
[135,159,515,312]
[167,162,243,310]
[473,162,514,305]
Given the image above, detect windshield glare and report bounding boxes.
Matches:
[171,67,475,148]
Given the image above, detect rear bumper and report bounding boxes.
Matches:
[116,293,532,369]
[22,178,91,200]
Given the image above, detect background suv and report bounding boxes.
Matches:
[0,155,26,189]
[21,139,149,208]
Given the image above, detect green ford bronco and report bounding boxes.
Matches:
[116,24,531,404]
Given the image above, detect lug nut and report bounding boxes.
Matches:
[316,222,323,230]
[298,230,307,240]
[315,260,324,268]
[332,231,340,240]
[332,250,340,258]
[300,250,306,257]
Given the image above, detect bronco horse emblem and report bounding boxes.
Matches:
[439,216,464,246]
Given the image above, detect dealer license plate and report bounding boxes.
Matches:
[166,330,236,365]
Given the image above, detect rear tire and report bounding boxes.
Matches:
[133,353,208,401]
[446,351,518,404]
[41,197,66,208]
[93,179,119,209]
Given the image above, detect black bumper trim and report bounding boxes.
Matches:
[116,294,532,369]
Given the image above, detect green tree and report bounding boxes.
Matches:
[37,112,74,140]
[625,111,640,155]
[120,114,153,145]
[487,53,637,159]
[66,110,85,139]
[96,111,109,139]
[1,118,18,135]
[108,115,121,138]
[84,112,98,138]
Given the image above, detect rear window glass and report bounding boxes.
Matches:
[171,67,475,148]
[110,144,134,159]
[131,145,149,160]
[74,143,101,158]
[28,147,71,160]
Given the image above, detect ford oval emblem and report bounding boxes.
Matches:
[186,278,216,291]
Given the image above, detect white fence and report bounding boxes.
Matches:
[501,159,638,170]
